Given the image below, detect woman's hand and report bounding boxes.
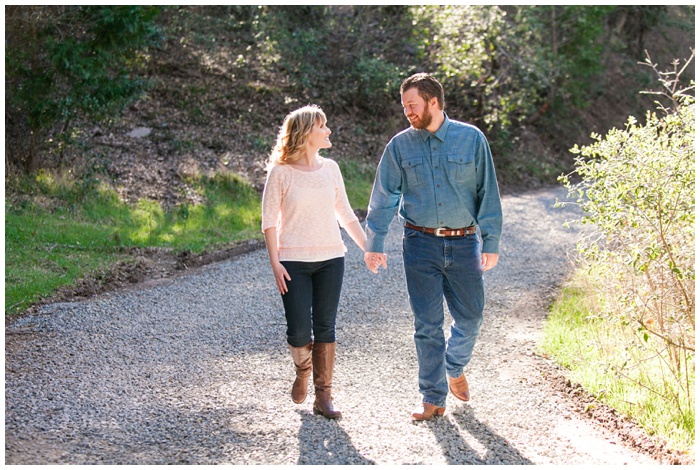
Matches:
[263,227,291,294]
[364,251,387,274]
[271,261,292,294]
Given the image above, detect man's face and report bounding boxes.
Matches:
[401,87,432,130]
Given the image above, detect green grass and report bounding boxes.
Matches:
[5,166,374,316]
[539,274,695,454]
[337,158,376,210]
[5,171,263,315]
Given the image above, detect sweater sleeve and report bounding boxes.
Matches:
[330,160,359,228]
[261,165,284,232]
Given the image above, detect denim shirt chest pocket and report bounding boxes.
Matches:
[446,154,475,185]
[401,157,427,187]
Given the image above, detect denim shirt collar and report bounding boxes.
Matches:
[417,112,450,142]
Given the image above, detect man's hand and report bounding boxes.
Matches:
[482,253,499,271]
[364,252,388,274]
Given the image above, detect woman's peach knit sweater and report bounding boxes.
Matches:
[261,158,359,262]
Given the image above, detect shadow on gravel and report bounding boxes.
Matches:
[428,405,533,464]
[296,410,374,465]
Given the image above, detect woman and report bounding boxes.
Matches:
[261,105,366,419]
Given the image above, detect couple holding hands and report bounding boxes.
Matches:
[261,73,502,421]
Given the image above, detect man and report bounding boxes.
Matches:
[364,73,502,421]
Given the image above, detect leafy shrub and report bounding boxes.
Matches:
[409,5,615,131]
[251,5,408,113]
[5,6,162,172]
[559,55,695,416]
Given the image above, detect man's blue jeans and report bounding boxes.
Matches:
[403,228,484,407]
[280,257,345,347]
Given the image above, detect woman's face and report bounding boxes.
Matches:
[308,119,332,150]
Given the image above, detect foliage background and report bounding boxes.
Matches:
[5,5,695,196]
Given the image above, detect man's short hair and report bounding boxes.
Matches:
[400,73,445,110]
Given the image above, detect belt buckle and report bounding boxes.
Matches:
[434,227,452,237]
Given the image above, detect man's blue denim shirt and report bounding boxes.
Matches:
[365,113,503,254]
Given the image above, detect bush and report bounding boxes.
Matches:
[559,54,695,417]
[5,6,162,172]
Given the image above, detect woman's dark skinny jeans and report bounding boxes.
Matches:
[280,257,344,348]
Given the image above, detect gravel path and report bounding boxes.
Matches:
[5,186,661,464]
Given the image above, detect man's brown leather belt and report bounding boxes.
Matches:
[405,222,476,237]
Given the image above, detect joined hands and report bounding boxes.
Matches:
[364,252,387,274]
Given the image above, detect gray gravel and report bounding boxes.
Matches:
[5,186,658,465]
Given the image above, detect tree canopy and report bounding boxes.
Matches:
[5,5,694,184]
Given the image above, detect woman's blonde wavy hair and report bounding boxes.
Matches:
[267,105,327,169]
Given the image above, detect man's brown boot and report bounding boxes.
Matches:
[288,342,313,404]
[411,403,446,421]
[448,374,470,402]
[312,342,342,419]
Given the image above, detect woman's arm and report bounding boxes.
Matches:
[330,161,367,253]
[343,219,367,253]
[264,227,291,294]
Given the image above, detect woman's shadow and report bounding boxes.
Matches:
[426,404,533,465]
[296,410,374,465]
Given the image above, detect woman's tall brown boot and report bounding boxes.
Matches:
[312,342,342,419]
[288,342,313,404]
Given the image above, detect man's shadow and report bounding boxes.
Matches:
[425,404,533,465]
[296,410,374,465]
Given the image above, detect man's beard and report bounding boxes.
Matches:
[408,110,432,130]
